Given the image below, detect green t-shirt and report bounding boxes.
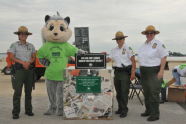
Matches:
[179,64,186,70]
[37,42,78,81]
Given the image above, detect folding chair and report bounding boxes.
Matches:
[129,69,144,105]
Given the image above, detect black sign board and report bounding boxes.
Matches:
[75,53,106,69]
[74,27,90,53]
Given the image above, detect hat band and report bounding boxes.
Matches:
[14,31,32,35]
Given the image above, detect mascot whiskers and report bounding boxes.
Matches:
[37,12,85,116]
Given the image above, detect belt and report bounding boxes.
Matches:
[140,66,160,69]
[113,67,123,70]
[13,63,34,70]
[113,65,132,73]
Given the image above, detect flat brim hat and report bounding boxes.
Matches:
[141,25,160,35]
[112,31,128,40]
[14,26,32,35]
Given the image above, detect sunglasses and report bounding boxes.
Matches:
[116,38,124,41]
[145,32,155,35]
[18,33,29,36]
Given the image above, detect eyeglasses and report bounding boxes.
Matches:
[116,38,124,41]
[145,32,155,35]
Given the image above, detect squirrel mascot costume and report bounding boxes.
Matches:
[37,12,85,116]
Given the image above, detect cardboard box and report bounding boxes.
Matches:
[168,85,186,103]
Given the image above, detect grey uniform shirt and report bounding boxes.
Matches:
[8,41,36,62]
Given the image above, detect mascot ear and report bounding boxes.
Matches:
[45,15,50,23]
[64,17,70,25]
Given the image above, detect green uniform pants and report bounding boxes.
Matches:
[140,66,162,118]
[114,70,130,112]
[12,69,34,115]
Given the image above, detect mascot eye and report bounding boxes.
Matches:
[60,26,65,31]
[49,25,54,31]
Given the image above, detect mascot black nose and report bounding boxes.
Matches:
[54,33,58,36]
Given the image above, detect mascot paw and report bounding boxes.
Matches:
[39,58,50,66]
[77,49,88,54]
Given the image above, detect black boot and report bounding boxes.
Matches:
[141,111,150,117]
[115,109,122,114]
[147,116,159,121]
[120,111,127,118]
[25,112,34,116]
[12,114,19,119]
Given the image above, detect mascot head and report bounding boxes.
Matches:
[42,12,72,43]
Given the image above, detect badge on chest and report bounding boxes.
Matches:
[152,43,157,49]
[122,48,126,54]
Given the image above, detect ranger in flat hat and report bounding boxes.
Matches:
[107,31,136,118]
[138,25,168,121]
[8,26,36,119]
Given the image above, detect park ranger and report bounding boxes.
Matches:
[107,31,136,118]
[8,26,36,119]
[138,25,168,121]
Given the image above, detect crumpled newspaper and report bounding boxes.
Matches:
[64,69,113,119]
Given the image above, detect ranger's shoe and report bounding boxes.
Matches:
[120,111,127,118]
[115,110,122,114]
[25,112,34,116]
[147,116,159,121]
[141,111,150,117]
[12,114,19,119]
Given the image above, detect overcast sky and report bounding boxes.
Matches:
[0,0,186,53]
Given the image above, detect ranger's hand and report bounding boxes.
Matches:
[157,70,164,79]
[22,62,30,70]
[130,72,136,81]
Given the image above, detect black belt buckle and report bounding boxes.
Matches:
[29,63,35,70]
[122,64,132,74]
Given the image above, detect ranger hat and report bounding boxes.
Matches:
[112,31,128,40]
[14,26,32,35]
[141,25,160,35]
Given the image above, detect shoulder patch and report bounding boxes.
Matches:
[162,44,166,48]
[129,46,135,55]
[10,44,14,48]
[129,46,132,50]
